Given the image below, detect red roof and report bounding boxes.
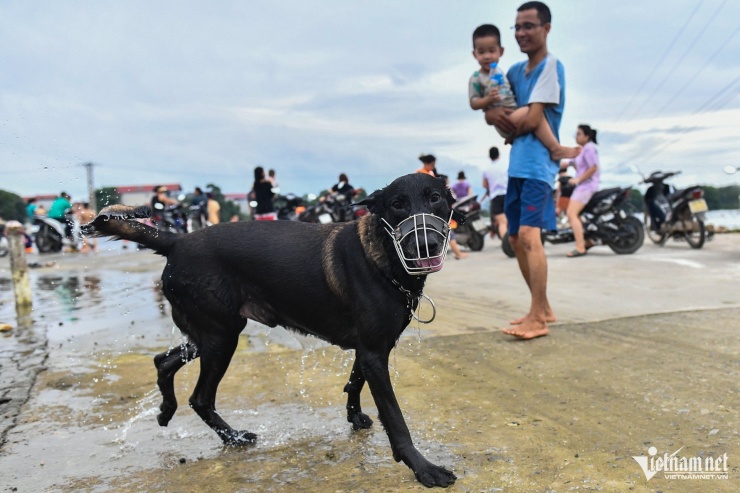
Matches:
[224,193,248,200]
[115,183,182,194]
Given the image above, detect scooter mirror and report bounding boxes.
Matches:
[178,193,186,201]
[628,164,644,177]
[154,202,165,210]
[723,165,738,175]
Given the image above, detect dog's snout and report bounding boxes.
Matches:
[404,233,441,256]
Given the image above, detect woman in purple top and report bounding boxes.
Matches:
[451,171,473,199]
[561,124,600,257]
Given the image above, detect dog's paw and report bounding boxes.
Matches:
[349,412,373,430]
[415,463,457,488]
[157,408,176,427]
[221,430,257,446]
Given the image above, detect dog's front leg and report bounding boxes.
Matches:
[343,356,373,430]
[359,350,456,488]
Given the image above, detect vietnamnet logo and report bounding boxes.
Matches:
[632,446,729,481]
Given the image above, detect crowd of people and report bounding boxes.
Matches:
[18,2,598,344]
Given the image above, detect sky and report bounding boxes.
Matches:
[2,0,740,204]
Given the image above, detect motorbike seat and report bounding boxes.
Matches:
[451,194,477,209]
[584,187,621,207]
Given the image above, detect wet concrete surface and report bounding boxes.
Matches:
[0,235,738,492]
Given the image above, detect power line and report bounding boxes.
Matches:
[625,0,728,122]
[656,23,740,115]
[615,0,705,122]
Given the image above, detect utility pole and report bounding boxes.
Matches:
[83,162,97,211]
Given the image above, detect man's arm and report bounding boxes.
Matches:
[485,107,515,134]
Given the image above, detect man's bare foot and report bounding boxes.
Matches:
[502,319,549,340]
[509,311,556,325]
[549,145,581,161]
[454,252,468,260]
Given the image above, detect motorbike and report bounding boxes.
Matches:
[641,170,709,249]
[502,186,645,257]
[451,194,489,251]
[34,210,83,253]
[187,201,206,231]
[298,192,355,224]
[152,203,188,234]
[274,193,305,221]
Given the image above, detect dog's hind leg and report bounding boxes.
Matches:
[343,356,373,430]
[188,330,256,446]
[153,342,199,427]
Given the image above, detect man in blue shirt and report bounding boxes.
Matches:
[489,1,563,339]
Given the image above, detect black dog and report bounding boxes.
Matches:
[84,173,458,488]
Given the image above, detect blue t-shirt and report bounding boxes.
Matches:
[507,54,565,188]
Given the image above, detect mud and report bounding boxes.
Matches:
[0,237,739,492]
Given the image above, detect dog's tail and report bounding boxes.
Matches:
[81,204,177,255]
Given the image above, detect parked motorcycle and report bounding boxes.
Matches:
[298,192,355,224]
[34,210,83,253]
[451,195,489,251]
[641,170,709,249]
[274,193,305,221]
[502,186,645,257]
[152,203,188,234]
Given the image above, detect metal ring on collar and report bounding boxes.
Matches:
[411,292,436,324]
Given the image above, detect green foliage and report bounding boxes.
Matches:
[702,185,740,210]
[627,188,644,212]
[95,187,121,210]
[616,185,739,212]
[0,189,27,222]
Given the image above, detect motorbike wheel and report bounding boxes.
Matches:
[35,224,63,253]
[501,233,516,258]
[468,230,485,252]
[608,216,645,255]
[643,212,667,245]
[0,237,8,257]
[683,216,706,249]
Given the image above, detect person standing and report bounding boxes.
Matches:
[190,187,207,231]
[26,198,38,226]
[482,147,508,239]
[206,192,221,226]
[252,166,276,220]
[487,1,564,339]
[451,172,473,199]
[562,124,600,257]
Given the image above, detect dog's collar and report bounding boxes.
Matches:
[388,277,436,324]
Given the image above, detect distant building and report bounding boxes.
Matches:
[224,193,248,213]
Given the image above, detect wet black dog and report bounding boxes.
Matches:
[84,173,458,487]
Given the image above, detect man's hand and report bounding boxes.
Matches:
[485,107,515,135]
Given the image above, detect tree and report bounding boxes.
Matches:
[0,189,27,222]
[95,187,121,210]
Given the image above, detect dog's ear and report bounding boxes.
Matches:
[443,183,455,207]
[354,187,385,215]
[444,184,467,225]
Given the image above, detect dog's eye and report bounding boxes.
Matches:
[430,192,441,203]
[391,200,403,210]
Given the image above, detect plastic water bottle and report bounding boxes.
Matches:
[489,62,511,101]
[489,62,505,87]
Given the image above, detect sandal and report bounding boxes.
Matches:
[566,249,587,258]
